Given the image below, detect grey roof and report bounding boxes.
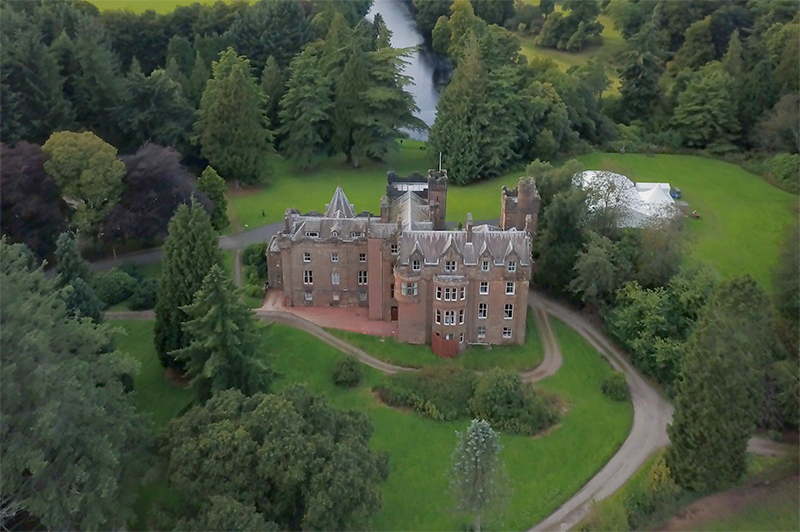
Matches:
[397,229,531,266]
[325,187,356,219]
[387,190,430,231]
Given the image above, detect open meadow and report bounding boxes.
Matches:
[111,316,632,531]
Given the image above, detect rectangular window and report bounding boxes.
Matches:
[303,270,313,284]
[331,253,338,263]
[435,309,442,324]
[478,303,487,319]
[508,260,517,272]
[331,272,340,285]
[459,333,464,343]
[390,243,398,255]
[305,231,319,238]
[506,282,515,295]
[503,327,512,338]
[436,286,442,300]
[479,281,488,295]
[351,231,364,238]
[401,282,417,296]
[444,310,455,325]
[358,253,366,262]
[358,291,367,301]
[304,291,313,301]
[481,260,490,272]
[445,333,454,340]
[477,326,486,339]
[412,259,421,271]
[460,286,466,300]
[458,309,465,325]
[444,287,455,301]
[303,252,311,263]
[358,271,368,285]
[444,260,457,272]
[504,303,514,319]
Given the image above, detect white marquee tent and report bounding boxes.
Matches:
[574,171,678,227]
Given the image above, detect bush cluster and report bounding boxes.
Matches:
[764,153,800,194]
[601,371,629,401]
[332,357,363,388]
[128,278,157,310]
[375,367,561,435]
[93,268,136,306]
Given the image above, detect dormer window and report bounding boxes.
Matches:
[350,231,364,238]
[412,259,421,271]
[305,231,319,238]
[303,252,311,263]
[444,260,457,272]
[481,260,490,272]
[507,260,517,272]
[390,244,398,255]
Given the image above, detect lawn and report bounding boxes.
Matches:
[90,0,234,13]
[577,153,797,291]
[327,308,544,372]
[112,316,631,530]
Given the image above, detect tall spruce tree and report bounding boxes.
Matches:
[332,49,372,167]
[53,232,103,322]
[196,166,229,231]
[195,48,273,185]
[260,55,285,129]
[154,199,221,369]
[187,51,210,107]
[666,276,778,491]
[173,264,273,401]
[618,23,664,123]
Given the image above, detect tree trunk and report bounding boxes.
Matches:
[474,511,481,532]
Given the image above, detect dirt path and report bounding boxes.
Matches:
[233,249,243,287]
[521,294,562,383]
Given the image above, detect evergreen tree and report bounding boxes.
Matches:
[53,233,104,322]
[196,166,229,231]
[62,276,105,322]
[229,0,310,72]
[154,199,221,369]
[569,231,631,308]
[166,35,194,77]
[187,51,210,107]
[260,55,285,128]
[1,240,149,530]
[54,232,92,287]
[672,63,740,148]
[618,23,664,123]
[278,42,334,170]
[412,0,454,37]
[741,41,777,143]
[668,15,715,73]
[195,48,274,185]
[666,276,778,491]
[173,264,273,401]
[534,188,588,295]
[2,29,73,143]
[332,49,371,167]
[450,419,506,532]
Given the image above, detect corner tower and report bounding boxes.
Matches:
[501,177,541,234]
[427,169,447,230]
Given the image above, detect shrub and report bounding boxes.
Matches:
[375,366,476,420]
[242,242,268,280]
[93,267,136,306]
[601,371,629,401]
[119,260,142,279]
[128,278,157,310]
[242,283,264,299]
[764,153,799,193]
[578,495,629,532]
[470,368,560,435]
[332,357,363,388]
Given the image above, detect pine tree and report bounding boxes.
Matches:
[618,23,664,122]
[672,62,740,148]
[173,264,273,401]
[260,55,285,128]
[332,49,371,167]
[278,42,334,170]
[666,276,777,491]
[187,51,210,107]
[166,35,194,77]
[194,48,274,185]
[62,276,105,323]
[450,419,506,532]
[54,232,92,287]
[196,166,229,231]
[668,15,715,73]
[154,199,221,369]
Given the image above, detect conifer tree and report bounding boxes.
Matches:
[332,49,371,167]
[154,199,221,368]
[173,264,273,401]
[55,232,92,287]
[668,16,715,73]
[618,23,663,122]
[260,55,285,128]
[450,419,506,532]
[666,276,777,491]
[195,48,273,185]
[54,232,104,322]
[671,63,740,148]
[196,166,229,231]
[187,51,210,107]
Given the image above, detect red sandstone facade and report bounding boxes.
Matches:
[267,170,541,356]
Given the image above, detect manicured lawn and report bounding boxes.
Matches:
[327,309,544,372]
[90,0,233,13]
[577,153,797,291]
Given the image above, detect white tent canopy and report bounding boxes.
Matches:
[574,171,678,227]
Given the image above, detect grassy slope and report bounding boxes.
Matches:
[112,317,631,531]
[694,477,799,532]
[577,153,797,291]
[327,309,544,372]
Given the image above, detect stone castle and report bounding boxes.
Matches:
[267,170,541,357]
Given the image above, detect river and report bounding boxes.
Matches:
[367,0,445,141]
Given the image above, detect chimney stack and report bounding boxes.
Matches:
[466,213,473,242]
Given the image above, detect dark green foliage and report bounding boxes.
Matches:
[178,496,277,532]
[0,142,68,260]
[154,199,221,368]
[242,242,269,281]
[763,152,800,192]
[666,276,778,491]
[535,0,603,52]
[413,0,454,37]
[93,267,136,307]
[62,276,105,323]
[128,278,157,311]
[668,16,715,73]
[601,371,629,401]
[618,24,664,123]
[570,232,633,308]
[376,366,477,420]
[161,386,389,530]
[774,221,799,358]
[186,51,210,107]
[166,35,194,78]
[196,166,229,230]
[260,55,285,128]
[534,188,588,295]
[332,357,363,388]
[672,63,740,149]
[755,94,799,154]
[469,368,560,435]
[1,240,149,530]
[54,231,92,286]
[470,0,514,26]
[230,0,310,71]
[195,48,274,185]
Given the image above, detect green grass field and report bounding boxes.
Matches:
[90,0,232,13]
[577,153,797,291]
[111,316,631,530]
[693,476,799,531]
[328,309,544,372]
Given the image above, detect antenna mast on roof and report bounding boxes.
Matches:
[438,152,442,172]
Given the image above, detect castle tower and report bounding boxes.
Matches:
[427,169,447,230]
[501,177,541,234]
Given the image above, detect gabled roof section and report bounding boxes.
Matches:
[325,187,356,219]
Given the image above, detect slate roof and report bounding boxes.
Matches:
[325,187,356,219]
[387,190,430,231]
[397,228,531,266]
